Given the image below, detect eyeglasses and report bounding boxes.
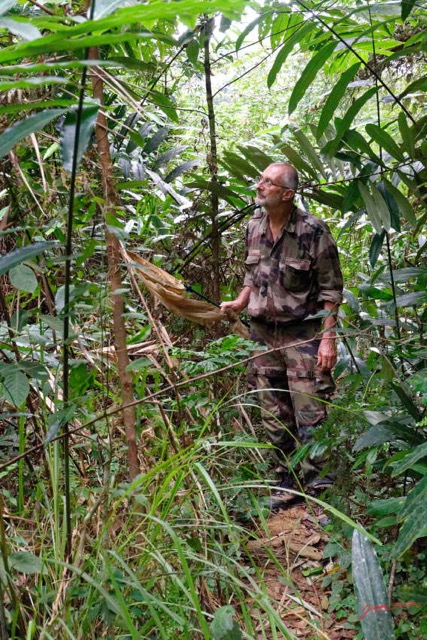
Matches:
[256,175,294,190]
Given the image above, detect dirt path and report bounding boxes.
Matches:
[246,502,356,639]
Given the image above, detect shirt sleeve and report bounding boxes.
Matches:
[311,224,343,305]
[243,226,253,288]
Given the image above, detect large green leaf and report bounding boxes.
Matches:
[9,551,44,575]
[289,41,337,115]
[323,87,377,157]
[365,124,405,162]
[392,475,427,558]
[390,382,422,420]
[0,0,246,65]
[305,188,344,210]
[369,231,385,268]
[399,75,427,99]
[61,103,99,172]
[143,126,169,155]
[402,0,419,22]
[9,264,38,293]
[0,242,56,276]
[0,109,67,158]
[343,129,383,165]
[316,63,361,139]
[93,0,131,20]
[150,91,179,123]
[381,178,416,227]
[210,605,242,640]
[267,21,315,88]
[0,17,41,40]
[279,144,317,179]
[221,151,259,179]
[0,1,16,16]
[354,422,421,452]
[390,442,427,477]
[358,182,382,233]
[398,113,416,158]
[368,497,406,517]
[352,530,395,640]
[0,76,66,91]
[236,145,273,172]
[0,364,29,407]
[165,159,199,183]
[371,184,391,231]
[292,129,326,178]
[395,291,427,307]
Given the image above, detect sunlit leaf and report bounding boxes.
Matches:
[292,129,326,179]
[323,87,377,156]
[93,0,137,20]
[279,144,317,179]
[316,63,361,139]
[352,530,395,640]
[358,182,382,233]
[150,91,179,123]
[0,17,41,40]
[267,21,314,88]
[289,41,337,114]
[0,76,66,91]
[0,109,67,159]
[0,0,16,16]
[395,291,426,307]
[370,184,391,232]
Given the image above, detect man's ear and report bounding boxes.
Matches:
[281,188,295,203]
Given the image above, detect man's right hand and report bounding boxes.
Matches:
[220,300,243,314]
[220,285,251,316]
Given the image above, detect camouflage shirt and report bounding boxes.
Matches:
[243,206,343,324]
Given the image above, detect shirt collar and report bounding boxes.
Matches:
[260,205,298,237]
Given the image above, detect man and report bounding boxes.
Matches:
[221,162,343,509]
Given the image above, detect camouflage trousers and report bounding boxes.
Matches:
[249,319,335,469]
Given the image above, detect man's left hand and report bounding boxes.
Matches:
[317,336,337,372]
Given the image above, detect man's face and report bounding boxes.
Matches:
[255,166,294,209]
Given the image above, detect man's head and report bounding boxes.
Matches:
[255,163,298,211]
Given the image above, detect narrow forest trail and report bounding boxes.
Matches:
[245,502,356,639]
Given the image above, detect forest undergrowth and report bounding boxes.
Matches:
[1,0,426,638]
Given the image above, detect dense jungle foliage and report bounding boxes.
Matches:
[0,0,426,638]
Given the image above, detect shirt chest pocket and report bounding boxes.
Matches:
[281,257,312,292]
[245,251,261,285]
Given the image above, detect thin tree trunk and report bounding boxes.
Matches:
[203,17,220,302]
[89,47,140,480]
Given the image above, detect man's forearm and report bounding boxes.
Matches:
[322,301,339,336]
[220,286,251,314]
